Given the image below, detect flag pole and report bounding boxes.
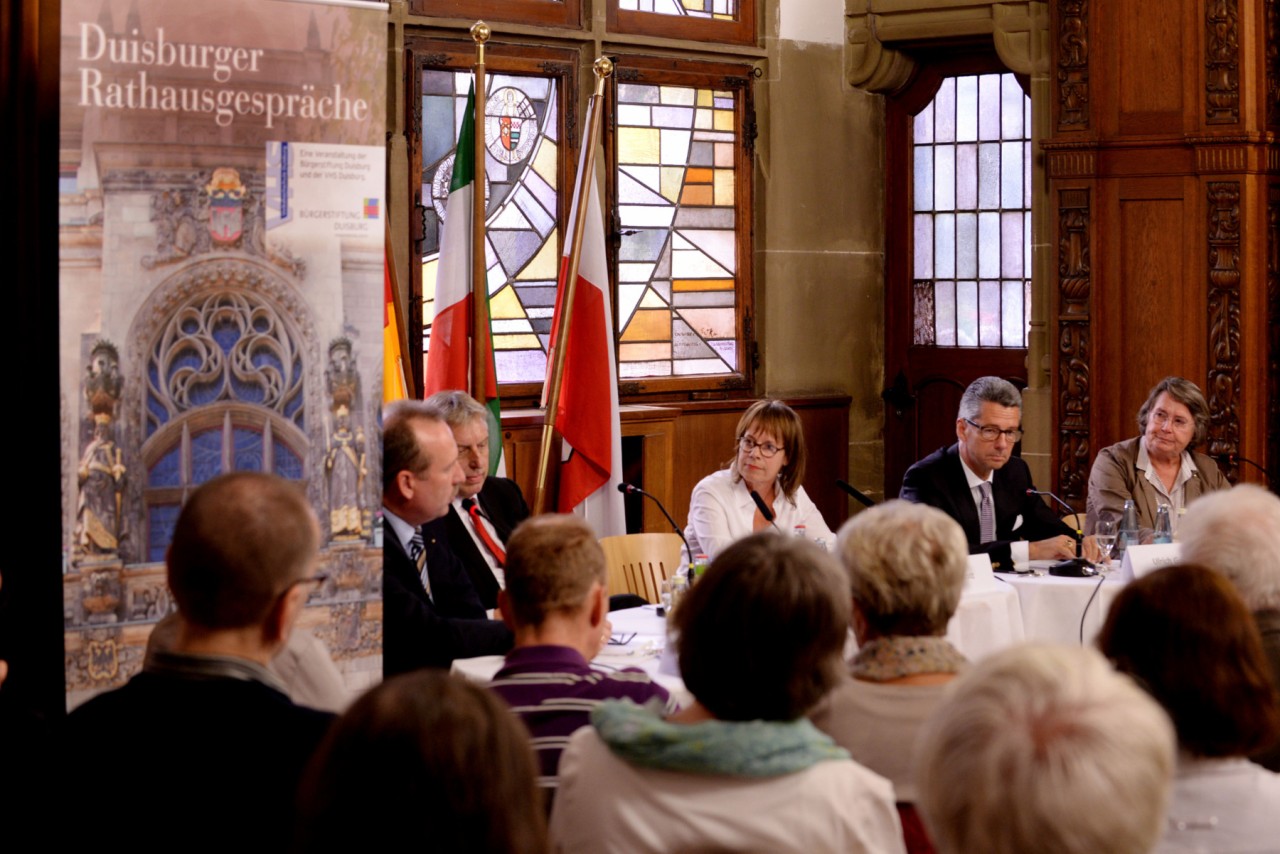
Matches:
[532,56,613,515]
[470,21,491,405]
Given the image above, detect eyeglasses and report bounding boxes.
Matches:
[739,436,783,458]
[1149,410,1192,431]
[963,419,1023,443]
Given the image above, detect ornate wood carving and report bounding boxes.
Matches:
[1267,0,1279,127]
[1206,0,1241,124]
[1056,0,1089,130]
[1206,181,1242,479]
[1057,188,1091,505]
[1267,185,1280,481]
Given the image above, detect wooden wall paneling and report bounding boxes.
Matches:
[1111,0,1189,134]
[1267,179,1280,479]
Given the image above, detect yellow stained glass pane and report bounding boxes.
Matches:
[697,89,712,107]
[532,138,558,190]
[494,333,542,350]
[713,169,735,206]
[674,278,734,292]
[619,127,661,164]
[621,309,672,341]
[660,167,684,202]
[620,342,673,361]
[518,228,559,279]
[489,285,527,320]
[713,109,733,131]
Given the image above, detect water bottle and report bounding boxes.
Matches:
[1117,499,1139,557]
[1153,503,1173,544]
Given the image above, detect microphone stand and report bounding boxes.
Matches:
[617,482,694,570]
[749,489,783,534]
[1026,488,1096,577]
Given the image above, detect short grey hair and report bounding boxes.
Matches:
[1179,484,1280,611]
[423,390,488,431]
[957,376,1022,422]
[836,500,968,636]
[916,644,1175,854]
[1136,376,1211,448]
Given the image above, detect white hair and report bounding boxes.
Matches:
[957,376,1021,422]
[915,644,1175,854]
[1179,484,1280,612]
[836,500,968,636]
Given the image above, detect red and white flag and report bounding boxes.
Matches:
[546,97,625,536]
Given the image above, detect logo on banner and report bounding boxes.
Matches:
[205,167,247,244]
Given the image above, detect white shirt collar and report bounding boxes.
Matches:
[957,451,994,490]
[381,506,418,553]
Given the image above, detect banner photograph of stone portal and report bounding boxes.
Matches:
[58,0,387,710]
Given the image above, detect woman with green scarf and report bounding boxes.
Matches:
[548,534,906,854]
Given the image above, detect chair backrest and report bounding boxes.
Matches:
[598,533,683,603]
[1061,512,1084,533]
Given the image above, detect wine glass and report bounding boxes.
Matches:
[1095,519,1117,572]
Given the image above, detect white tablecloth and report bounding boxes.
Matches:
[451,606,691,706]
[1000,570,1125,646]
[946,582,1026,661]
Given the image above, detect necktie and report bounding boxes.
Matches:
[978,482,996,544]
[463,498,507,566]
[409,529,432,600]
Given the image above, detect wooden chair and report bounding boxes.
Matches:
[599,533,683,604]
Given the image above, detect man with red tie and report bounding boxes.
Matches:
[423,391,531,611]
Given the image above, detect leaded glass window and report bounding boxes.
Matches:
[614,82,740,379]
[408,1,579,29]
[420,68,561,385]
[618,0,737,19]
[912,73,1031,348]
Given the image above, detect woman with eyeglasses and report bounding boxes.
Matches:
[1085,377,1230,542]
[683,399,834,561]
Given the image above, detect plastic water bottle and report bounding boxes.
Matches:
[1117,499,1139,557]
[1153,504,1173,544]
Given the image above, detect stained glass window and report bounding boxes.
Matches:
[912,73,1032,348]
[409,1,579,30]
[421,69,560,384]
[618,0,737,19]
[614,82,740,379]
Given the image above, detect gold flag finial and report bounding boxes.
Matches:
[593,56,614,79]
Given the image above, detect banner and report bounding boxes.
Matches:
[58,0,387,707]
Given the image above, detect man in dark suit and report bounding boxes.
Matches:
[901,376,1087,571]
[382,401,512,675]
[424,391,530,611]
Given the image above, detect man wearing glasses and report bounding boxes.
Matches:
[901,376,1082,571]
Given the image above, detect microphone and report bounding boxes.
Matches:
[1025,488,1095,577]
[749,489,782,534]
[1214,452,1270,483]
[836,479,876,508]
[616,482,694,565]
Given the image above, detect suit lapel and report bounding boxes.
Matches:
[943,446,982,542]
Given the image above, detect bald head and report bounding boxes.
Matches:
[167,472,319,630]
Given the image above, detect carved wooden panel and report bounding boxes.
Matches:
[1205,0,1241,124]
[1057,189,1091,506]
[1056,0,1089,130]
[1268,0,1279,127]
[1267,184,1280,479]
[1206,181,1242,479]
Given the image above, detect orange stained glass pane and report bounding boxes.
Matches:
[619,342,673,361]
[674,278,734,291]
[621,308,673,341]
[680,185,714,206]
[686,167,714,184]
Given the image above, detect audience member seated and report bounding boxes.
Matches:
[684,399,834,560]
[488,514,676,804]
[64,473,336,851]
[809,499,968,847]
[1097,563,1280,852]
[296,670,548,853]
[549,534,905,854]
[1085,376,1229,541]
[915,644,1175,854]
[382,400,512,674]
[1178,483,1280,771]
[422,390,530,611]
